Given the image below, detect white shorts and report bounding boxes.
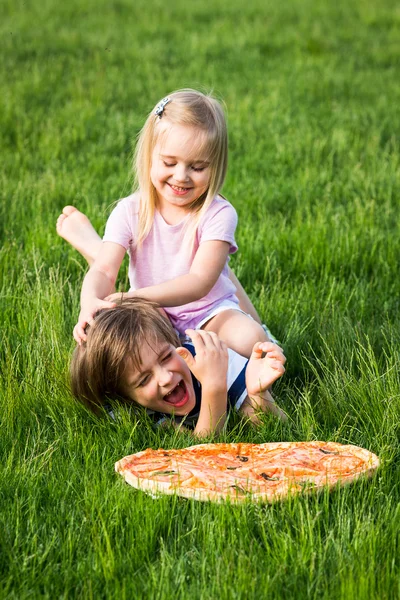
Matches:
[195,302,279,344]
[195,300,247,330]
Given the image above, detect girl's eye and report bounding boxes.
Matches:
[192,166,205,172]
[163,161,175,168]
[162,352,173,362]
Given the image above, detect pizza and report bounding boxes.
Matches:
[115,442,379,503]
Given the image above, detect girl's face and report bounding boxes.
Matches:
[150,123,212,216]
[122,340,196,416]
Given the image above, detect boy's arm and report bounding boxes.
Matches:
[176,330,229,437]
[245,341,286,397]
[74,241,126,343]
[242,341,287,421]
[193,385,228,436]
[107,240,231,307]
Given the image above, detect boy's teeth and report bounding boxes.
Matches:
[165,384,178,397]
[164,381,186,405]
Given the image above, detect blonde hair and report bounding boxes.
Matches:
[70,298,180,413]
[134,88,228,246]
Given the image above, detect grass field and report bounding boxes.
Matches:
[1,0,400,597]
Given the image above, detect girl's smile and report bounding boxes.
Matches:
[151,122,211,220]
[168,183,193,196]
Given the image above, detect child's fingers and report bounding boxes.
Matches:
[185,329,206,348]
[265,349,286,362]
[258,341,283,353]
[259,341,285,355]
[269,360,286,373]
[185,329,215,347]
[250,341,266,359]
[105,293,118,301]
[252,341,286,363]
[176,346,196,369]
[100,300,118,310]
[73,301,117,345]
[200,330,224,349]
[104,293,125,303]
[73,322,87,344]
[185,329,225,350]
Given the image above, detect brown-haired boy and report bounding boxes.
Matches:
[71,298,286,437]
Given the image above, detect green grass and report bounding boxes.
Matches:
[1,0,400,597]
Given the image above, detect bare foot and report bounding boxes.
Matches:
[56,206,102,265]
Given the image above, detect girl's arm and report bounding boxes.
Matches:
[74,241,126,343]
[108,240,231,307]
[176,330,229,436]
[227,268,262,324]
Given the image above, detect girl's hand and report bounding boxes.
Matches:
[73,298,117,344]
[245,342,286,396]
[176,329,228,392]
[104,291,136,303]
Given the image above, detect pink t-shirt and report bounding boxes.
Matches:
[103,193,239,332]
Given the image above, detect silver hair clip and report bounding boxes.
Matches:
[154,96,171,118]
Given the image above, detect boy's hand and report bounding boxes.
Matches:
[176,329,228,392]
[177,330,229,436]
[73,298,116,344]
[245,342,286,397]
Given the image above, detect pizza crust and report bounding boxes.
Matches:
[115,442,380,503]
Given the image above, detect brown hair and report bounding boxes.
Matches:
[70,298,180,413]
[134,88,228,246]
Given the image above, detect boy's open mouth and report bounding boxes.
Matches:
[163,381,188,407]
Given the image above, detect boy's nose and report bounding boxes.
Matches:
[157,367,173,387]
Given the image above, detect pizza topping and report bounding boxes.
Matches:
[319,448,339,455]
[226,466,239,470]
[236,456,249,462]
[260,472,280,481]
[151,470,177,476]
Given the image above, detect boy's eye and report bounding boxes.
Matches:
[137,374,150,387]
[162,352,173,362]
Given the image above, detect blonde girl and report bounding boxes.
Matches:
[70,89,274,359]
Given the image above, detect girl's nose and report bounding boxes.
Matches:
[174,164,189,183]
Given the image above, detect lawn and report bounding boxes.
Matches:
[1,0,399,598]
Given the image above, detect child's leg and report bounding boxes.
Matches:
[56,206,102,266]
[202,309,269,358]
[57,207,120,301]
